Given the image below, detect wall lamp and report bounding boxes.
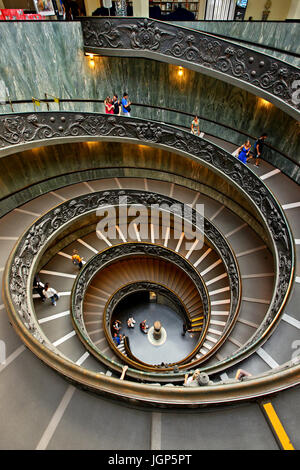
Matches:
[85,53,95,68]
[259,97,272,108]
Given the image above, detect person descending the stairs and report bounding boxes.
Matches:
[43,282,60,307]
[113,333,123,346]
[72,249,84,269]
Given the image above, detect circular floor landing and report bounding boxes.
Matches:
[118,301,200,365]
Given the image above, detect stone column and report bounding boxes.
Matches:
[132,0,149,17]
[153,321,162,340]
[287,0,300,19]
[197,0,206,20]
[84,0,100,16]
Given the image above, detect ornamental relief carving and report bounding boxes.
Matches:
[9,189,244,340]
[72,241,211,328]
[105,282,188,324]
[80,18,300,111]
[1,113,292,258]
[2,114,293,368]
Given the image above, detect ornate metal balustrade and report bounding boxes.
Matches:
[72,241,209,330]
[4,185,242,377]
[1,113,295,396]
[104,282,189,327]
[0,98,297,185]
[65,189,242,373]
[96,279,204,370]
[106,281,189,319]
[72,245,210,373]
[80,17,300,120]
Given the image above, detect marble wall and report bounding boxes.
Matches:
[0,21,298,180]
[0,22,96,114]
[175,21,300,66]
[176,21,300,54]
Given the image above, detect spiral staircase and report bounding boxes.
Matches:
[0,18,299,451]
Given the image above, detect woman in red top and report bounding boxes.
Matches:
[140,320,148,334]
[104,96,114,114]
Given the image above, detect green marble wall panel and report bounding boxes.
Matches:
[0,21,97,113]
[0,22,298,181]
[175,21,300,66]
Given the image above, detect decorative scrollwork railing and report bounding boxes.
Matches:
[1,113,294,372]
[0,97,297,184]
[72,241,210,324]
[104,281,202,369]
[104,281,192,327]
[64,187,243,372]
[103,281,208,369]
[72,246,210,372]
[4,184,242,369]
[80,17,300,120]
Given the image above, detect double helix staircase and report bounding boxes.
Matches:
[0,15,299,450]
[21,175,276,379]
[0,148,299,449]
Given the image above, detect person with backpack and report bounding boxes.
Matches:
[43,283,60,306]
[72,249,83,269]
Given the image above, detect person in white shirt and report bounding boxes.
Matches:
[127,316,136,328]
[184,369,201,387]
[43,282,60,306]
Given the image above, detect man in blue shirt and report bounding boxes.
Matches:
[121,92,131,117]
[113,333,121,346]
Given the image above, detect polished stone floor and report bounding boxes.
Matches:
[114,300,200,365]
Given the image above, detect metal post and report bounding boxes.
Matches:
[45,93,50,111]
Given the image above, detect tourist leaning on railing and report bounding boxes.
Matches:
[121,92,132,117]
[112,94,121,115]
[104,96,114,114]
